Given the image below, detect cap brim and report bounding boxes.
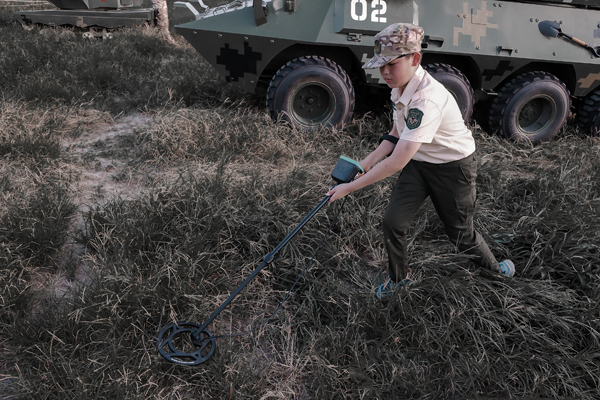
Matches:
[362,55,396,69]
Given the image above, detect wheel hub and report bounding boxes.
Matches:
[292,84,334,125]
[518,95,556,135]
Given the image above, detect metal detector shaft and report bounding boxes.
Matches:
[191,187,336,342]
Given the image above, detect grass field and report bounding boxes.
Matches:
[1,3,600,399]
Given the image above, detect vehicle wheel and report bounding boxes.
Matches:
[19,22,36,31]
[59,30,75,38]
[576,87,600,136]
[82,32,94,39]
[88,26,108,38]
[488,71,571,144]
[266,56,355,130]
[424,63,474,123]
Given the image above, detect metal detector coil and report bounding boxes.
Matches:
[156,156,362,366]
[157,322,216,366]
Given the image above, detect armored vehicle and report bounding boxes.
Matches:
[14,0,155,38]
[173,0,600,143]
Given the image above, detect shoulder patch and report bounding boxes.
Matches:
[406,108,424,129]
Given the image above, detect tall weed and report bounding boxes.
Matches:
[0,23,246,112]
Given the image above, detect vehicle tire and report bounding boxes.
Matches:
[576,87,600,136]
[488,71,571,144]
[266,56,355,130]
[89,26,108,38]
[19,21,36,31]
[424,63,474,123]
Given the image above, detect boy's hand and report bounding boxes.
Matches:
[327,183,353,202]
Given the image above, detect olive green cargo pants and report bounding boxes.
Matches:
[382,153,500,282]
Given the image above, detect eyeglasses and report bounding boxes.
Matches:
[386,54,412,66]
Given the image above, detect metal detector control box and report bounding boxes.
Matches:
[331,156,364,184]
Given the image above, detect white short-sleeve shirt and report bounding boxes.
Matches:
[392,65,476,163]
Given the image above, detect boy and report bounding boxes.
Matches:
[327,23,515,298]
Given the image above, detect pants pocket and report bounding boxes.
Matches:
[458,159,477,186]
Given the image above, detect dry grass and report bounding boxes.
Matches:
[1,6,600,399]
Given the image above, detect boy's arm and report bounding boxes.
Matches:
[328,136,421,202]
[360,123,400,172]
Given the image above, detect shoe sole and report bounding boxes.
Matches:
[500,260,515,277]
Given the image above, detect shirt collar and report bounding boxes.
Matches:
[391,65,425,107]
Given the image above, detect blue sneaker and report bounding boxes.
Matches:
[376,272,411,298]
[499,260,515,277]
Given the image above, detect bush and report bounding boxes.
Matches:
[0,24,247,112]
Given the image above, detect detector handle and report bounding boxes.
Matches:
[190,190,335,342]
[157,155,363,365]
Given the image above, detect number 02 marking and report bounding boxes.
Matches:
[351,0,387,23]
[372,0,387,23]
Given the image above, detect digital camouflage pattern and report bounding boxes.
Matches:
[363,23,425,69]
[173,0,600,139]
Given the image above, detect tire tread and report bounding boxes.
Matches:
[576,87,600,136]
[266,56,355,129]
[488,71,571,143]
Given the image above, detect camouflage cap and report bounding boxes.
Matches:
[362,23,424,69]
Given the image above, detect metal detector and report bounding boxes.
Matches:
[156,156,363,366]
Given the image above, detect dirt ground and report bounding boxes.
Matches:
[29,113,156,304]
[65,113,153,212]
